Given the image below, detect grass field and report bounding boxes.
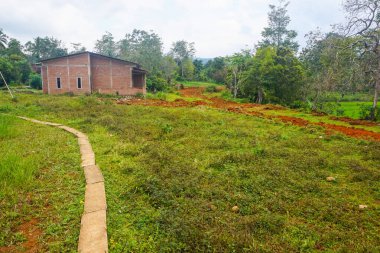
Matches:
[180,81,224,87]
[332,101,375,119]
[0,113,83,252]
[1,91,380,252]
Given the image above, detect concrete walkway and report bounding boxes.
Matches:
[18,116,108,253]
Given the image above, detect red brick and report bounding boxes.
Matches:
[41,52,146,96]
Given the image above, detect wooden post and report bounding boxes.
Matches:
[0,71,14,98]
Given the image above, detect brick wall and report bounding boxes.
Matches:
[42,52,146,96]
[43,53,90,94]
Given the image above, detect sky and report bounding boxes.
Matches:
[0,0,346,58]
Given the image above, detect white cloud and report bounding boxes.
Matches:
[0,0,345,57]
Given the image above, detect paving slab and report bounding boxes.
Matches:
[78,210,108,253]
[84,182,107,213]
[82,156,96,167]
[84,165,104,184]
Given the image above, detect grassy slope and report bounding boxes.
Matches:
[1,92,380,252]
[0,113,83,251]
[181,81,223,87]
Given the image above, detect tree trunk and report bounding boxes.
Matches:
[181,60,184,78]
[372,76,379,120]
[371,55,380,120]
[256,88,263,104]
[233,70,238,98]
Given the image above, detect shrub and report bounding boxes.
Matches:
[146,75,168,92]
[205,85,218,93]
[28,73,42,90]
[359,104,379,121]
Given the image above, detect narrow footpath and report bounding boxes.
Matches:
[18,116,108,253]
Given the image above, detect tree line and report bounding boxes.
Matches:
[0,0,379,120]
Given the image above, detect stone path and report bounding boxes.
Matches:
[17,116,108,253]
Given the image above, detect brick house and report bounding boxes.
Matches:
[40,52,147,95]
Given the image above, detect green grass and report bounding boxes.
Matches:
[0,113,83,251]
[321,92,373,102]
[332,101,376,119]
[1,91,380,252]
[180,81,223,87]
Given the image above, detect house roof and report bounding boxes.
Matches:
[40,51,147,72]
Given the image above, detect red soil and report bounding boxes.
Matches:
[120,87,380,142]
[0,218,42,253]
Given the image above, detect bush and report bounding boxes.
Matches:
[146,75,168,92]
[28,73,42,90]
[359,105,379,121]
[290,100,307,109]
[205,85,218,93]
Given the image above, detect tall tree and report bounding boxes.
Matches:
[25,37,67,63]
[118,29,163,73]
[240,47,305,104]
[204,57,227,83]
[170,40,195,78]
[193,59,204,81]
[94,31,117,57]
[338,0,380,120]
[5,38,24,56]
[161,55,178,84]
[259,0,299,51]
[0,29,7,49]
[226,50,252,98]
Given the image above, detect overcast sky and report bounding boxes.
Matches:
[0,0,345,58]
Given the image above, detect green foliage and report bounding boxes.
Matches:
[259,0,299,51]
[146,75,168,92]
[24,36,68,63]
[240,47,305,105]
[0,28,7,49]
[0,57,14,86]
[160,55,178,84]
[359,104,379,121]
[205,85,218,93]
[118,29,163,73]
[170,40,195,79]
[202,57,227,84]
[94,31,117,57]
[29,72,42,89]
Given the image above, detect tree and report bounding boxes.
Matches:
[118,29,163,73]
[0,29,7,49]
[182,58,195,80]
[25,37,68,63]
[338,0,380,120]
[225,50,252,98]
[259,0,299,51]
[70,43,86,54]
[203,57,227,83]
[94,31,117,57]
[300,31,363,109]
[193,59,204,81]
[5,38,24,56]
[240,47,305,104]
[161,55,178,85]
[170,40,195,78]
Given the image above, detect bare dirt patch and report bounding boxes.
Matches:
[0,219,42,253]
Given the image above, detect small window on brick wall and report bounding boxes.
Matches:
[77,77,82,89]
[56,77,61,89]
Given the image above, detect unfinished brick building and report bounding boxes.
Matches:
[40,52,147,95]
